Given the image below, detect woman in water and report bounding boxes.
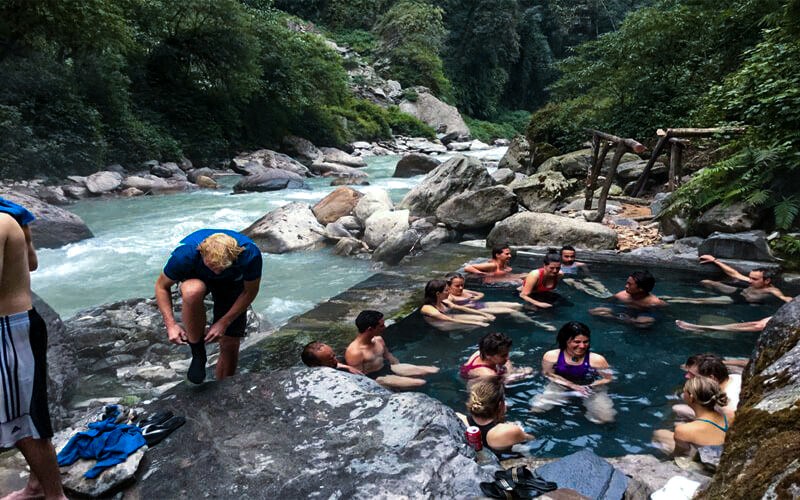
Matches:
[457,375,534,456]
[652,377,729,456]
[519,250,562,309]
[463,245,526,283]
[445,273,528,316]
[460,332,533,384]
[530,321,616,423]
[420,279,490,330]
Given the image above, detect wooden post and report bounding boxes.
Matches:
[668,140,684,191]
[584,139,611,210]
[591,145,628,222]
[632,135,669,197]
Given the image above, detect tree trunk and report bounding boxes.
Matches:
[591,145,628,222]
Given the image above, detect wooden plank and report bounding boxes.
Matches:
[657,127,746,138]
[587,129,646,154]
[668,142,684,191]
[584,141,611,210]
[632,135,669,197]
[590,145,628,222]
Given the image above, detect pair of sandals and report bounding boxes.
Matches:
[136,410,186,447]
[480,466,557,499]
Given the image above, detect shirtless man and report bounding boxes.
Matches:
[559,245,611,298]
[589,270,666,327]
[464,245,525,282]
[344,310,438,389]
[0,204,67,500]
[301,341,362,375]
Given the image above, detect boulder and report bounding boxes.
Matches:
[697,230,774,261]
[354,189,394,223]
[694,201,762,237]
[330,177,370,186]
[120,187,144,198]
[399,90,470,142]
[487,212,618,250]
[127,369,488,498]
[491,168,516,185]
[243,202,326,253]
[616,160,667,182]
[186,167,216,183]
[393,153,441,178]
[650,192,672,219]
[105,164,126,175]
[372,229,420,265]
[398,155,494,216]
[312,187,364,224]
[320,147,367,168]
[194,175,218,189]
[420,226,453,250]
[335,215,362,232]
[435,186,518,231]
[702,298,800,498]
[660,214,689,238]
[498,135,532,174]
[0,192,93,249]
[333,237,368,256]
[536,450,628,500]
[606,454,710,500]
[310,162,369,178]
[323,222,352,239]
[363,209,409,248]
[231,150,310,177]
[560,198,622,214]
[470,139,491,150]
[281,135,323,166]
[85,171,123,194]
[121,175,172,193]
[232,169,306,193]
[403,138,448,154]
[178,157,193,171]
[510,171,578,213]
[150,162,184,179]
[38,186,69,205]
[446,141,472,151]
[62,185,89,200]
[230,160,268,177]
[538,148,640,179]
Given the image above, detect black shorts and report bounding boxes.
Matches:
[366,362,393,380]
[204,279,248,338]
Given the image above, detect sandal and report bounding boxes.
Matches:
[141,415,186,446]
[495,466,557,492]
[479,478,542,499]
[137,410,174,428]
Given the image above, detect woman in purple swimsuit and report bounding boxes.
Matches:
[530,322,616,423]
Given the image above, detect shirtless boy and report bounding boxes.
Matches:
[344,310,438,389]
[590,270,666,326]
[559,245,612,299]
[464,245,525,282]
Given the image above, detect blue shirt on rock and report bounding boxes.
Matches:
[0,197,36,226]
[163,229,262,283]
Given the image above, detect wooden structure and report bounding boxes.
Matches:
[584,129,645,222]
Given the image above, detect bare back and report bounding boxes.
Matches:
[0,214,32,316]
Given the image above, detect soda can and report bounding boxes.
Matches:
[465,426,482,451]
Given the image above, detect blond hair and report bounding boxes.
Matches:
[197,233,244,269]
[685,376,729,409]
[466,376,505,419]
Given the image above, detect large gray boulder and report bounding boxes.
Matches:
[186,167,216,184]
[393,153,441,178]
[309,162,369,178]
[232,169,306,193]
[538,148,640,179]
[510,171,578,213]
[85,171,123,194]
[354,189,394,223]
[697,230,774,261]
[487,212,618,250]
[128,369,489,498]
[399,90,470,142]
[702,298,800,498]
[435,185,518,231]
[122,175,189,194]
[150,162,185,179]
[694,201,763,237]
[498,135,532,174]
[398,155,494,216]
[0,192,93,249]
[363,209,409,248]
[231,149,310,177]
[372,229,420,265]
[281,135,323,167]
[312,187,364,224]
[616,159,667,182]
[320,147,367,168]
[243,202,326,253]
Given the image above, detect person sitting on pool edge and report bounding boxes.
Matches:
[673,353,740,421]
[531,321,616,424]
[344,310,439,389]
[301,341,362,375]
[460,332,533,385]
[457,375,535,457]
[652,376,729,457]
[589,270,666,327]
[519,250,562,309]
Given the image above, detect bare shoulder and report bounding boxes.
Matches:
[589,352,609,367]
[542,349,559,362]
[373,336,387,346]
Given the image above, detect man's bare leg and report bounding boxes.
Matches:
[390,363,439,377]
[5,438,66,500]
[375,375,426,390]
[215,336,241,380]
[700,279,739,295]
[662,295,734,305]
[675,318,770,333]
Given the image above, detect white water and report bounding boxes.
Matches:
[32,148,506,327]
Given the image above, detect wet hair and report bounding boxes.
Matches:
[752,268,775,282]
[355,310,384,333]
[301,341,328,367]
[556,321,591,350]
[424,279,447,305]
[630,270,656,293]
[445,272,464,285]
[197,233,244,269]
[686,353,729,383]
[684,377,729,410]
[543,248,561,265]
[491,244,510,259]
[478,332,512,359]
[560,245,576,254]
[466,375,505,419]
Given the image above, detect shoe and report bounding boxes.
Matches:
[137,410,174,428]
[494,466,557,493]
[480,478,543,499]
[187,341,207,384]
[141,415,186,447]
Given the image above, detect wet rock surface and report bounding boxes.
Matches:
[536,450,628,500]
[435,185,518,230]
[243,202,327,253]
[0,191,94,248]
[33,293,77,427]
[392,152,441,178]
[487,212,618,250]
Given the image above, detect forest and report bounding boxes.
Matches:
[0,0,798,233]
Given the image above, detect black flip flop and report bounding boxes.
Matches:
[141,415,186,446]
[137,410,174,428]
[495,466,557,492]
[479,478,542,499]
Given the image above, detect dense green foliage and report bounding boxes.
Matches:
[465,110,531,144]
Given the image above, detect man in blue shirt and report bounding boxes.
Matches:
[155,229,263,383]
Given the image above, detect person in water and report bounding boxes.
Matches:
[589,270,666,327]
[421,279,491,330]
[652,377,729,457]
[460,332,533,384]
[464,244,526,283]
[155,230,262,383]
[673,353,740,421]
[675,317,771,333]
[457,375,535,457]
[301,341,362,375]
[519,250,562,309]
[531,322,616,424]
[558,245,612,299]
[344,310,438,389]
[0,200,67,500]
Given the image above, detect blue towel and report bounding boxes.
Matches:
[0,197,35,226]
[57,414,147,479]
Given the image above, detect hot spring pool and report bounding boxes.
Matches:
[383,255,778,457]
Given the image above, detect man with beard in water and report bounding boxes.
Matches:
[156,230,262,383]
